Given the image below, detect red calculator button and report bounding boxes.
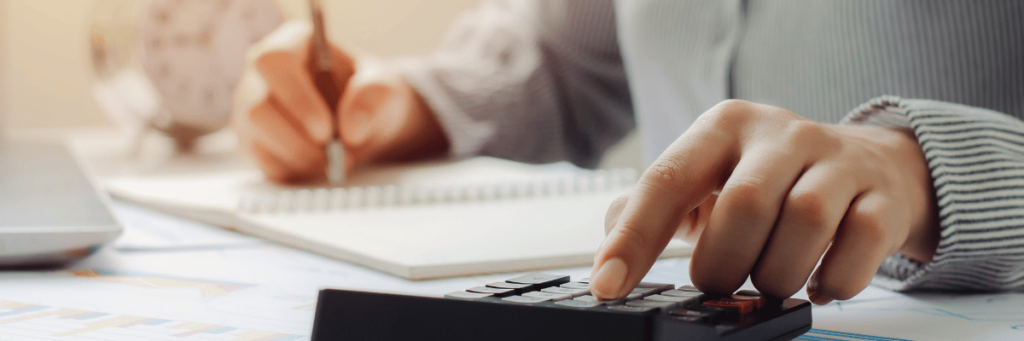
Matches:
[730,294,766,309]
[703,299,754,315]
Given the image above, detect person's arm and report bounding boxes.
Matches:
[234,0,632,182]
[590,95,1024,306]
[843,96,1024,292]
[392,0,634,168]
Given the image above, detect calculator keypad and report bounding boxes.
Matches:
[559,282,591,290]
[501,295,550,304]
[485,281,534,294]
[523,291,572,301]
[540,287,590,297]
[445,272,780,327]
[466,286,515,297]
[506,273,570,287]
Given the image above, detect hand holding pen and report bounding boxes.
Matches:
[231,10,449,184]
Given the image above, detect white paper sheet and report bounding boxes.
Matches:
[111,200,262,251]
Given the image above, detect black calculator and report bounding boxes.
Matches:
[311,273,811,341]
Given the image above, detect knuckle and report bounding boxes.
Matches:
[640,157,691,194]
[785,191,831,228]
[714,99,755,113]
[784,121,841,152]
[783,120,829,145]
[851,211,889,246]
[722,178,772,214]
[697,100,754,130]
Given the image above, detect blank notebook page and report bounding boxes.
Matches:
[233,171,693,280]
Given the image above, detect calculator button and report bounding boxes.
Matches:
[506,273,570,288]
[625,293,643,300]
[668,309,721,324]
[660,290,703,298]
[645,294,693,303]
[523,291,572,301]
[445,291,493,300]
[626,300,678,311]
[560,282,590,290]
[636,282,675,291]
[703,299,754,315]
[486,282,534,294]
[676,285,701,292]
[730,294,767,309]
[574,295,599,302]
[607,305,658,313]
[466,286,515,297]
[734,290,762,297]
[554,300,604,309]
[630,287,662,297]
[501,295,550,304]
[685,304,737,320]
[541,287,589,297]
[573,295,622,305]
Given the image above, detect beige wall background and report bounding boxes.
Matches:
[0,0,642,169]
[1,0,480,129]
[0,0,6,132]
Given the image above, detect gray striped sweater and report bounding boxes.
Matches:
[394,0,1024,292]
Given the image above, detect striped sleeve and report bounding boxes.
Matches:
[842,96,1024,292]
[391,0,633,168]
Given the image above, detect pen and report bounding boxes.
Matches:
[308,0,345,185]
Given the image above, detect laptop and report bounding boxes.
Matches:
[0,139,121,266]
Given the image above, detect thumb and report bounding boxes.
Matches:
[338,57,401,149]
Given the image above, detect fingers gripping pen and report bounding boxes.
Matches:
[308,0,345,185]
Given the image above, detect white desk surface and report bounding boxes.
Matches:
[0,200,1021,341]
[2,128,1021,340]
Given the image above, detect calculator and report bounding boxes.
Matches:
[311,273,812,341]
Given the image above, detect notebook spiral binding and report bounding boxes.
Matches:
[237,168,639,214]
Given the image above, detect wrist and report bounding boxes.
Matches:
[833,124,939,263]
[891,128,940,263]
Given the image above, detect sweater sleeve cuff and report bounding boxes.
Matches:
[392,56,497,159]
[841,95,1024,292]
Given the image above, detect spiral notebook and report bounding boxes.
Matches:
[102,157,694,279]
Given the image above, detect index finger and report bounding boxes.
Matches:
[590,117,737,300]
[257,50,333,143]
[247,21,343,144]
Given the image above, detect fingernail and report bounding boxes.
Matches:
[310,120,331,142]
[809,292,833,305]
[591,257,628,299]
[806,277,833,305]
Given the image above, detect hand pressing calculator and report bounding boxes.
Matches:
[311,273,811,341]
